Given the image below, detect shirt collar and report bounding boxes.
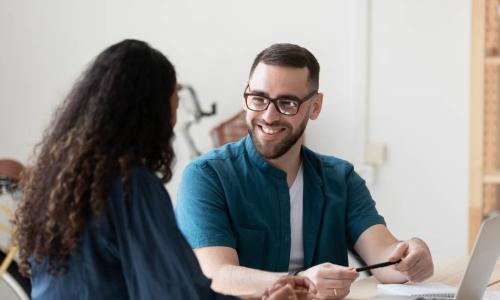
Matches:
[243,134,323,187]
[244,134,286,179]
[301,146,324,187]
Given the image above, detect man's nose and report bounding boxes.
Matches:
[261,102,282,123]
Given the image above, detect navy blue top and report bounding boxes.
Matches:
[30,167,237,300]
[176,135,385,271]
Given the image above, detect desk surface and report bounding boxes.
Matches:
[346,257,500,300]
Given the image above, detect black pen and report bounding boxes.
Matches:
[355,259,402,272]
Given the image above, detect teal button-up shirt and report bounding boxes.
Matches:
[175,135,385,272]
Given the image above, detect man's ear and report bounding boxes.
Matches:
[243,81,249,111]
[309,92,323,120]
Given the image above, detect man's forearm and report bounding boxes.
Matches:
[211,264,287,296]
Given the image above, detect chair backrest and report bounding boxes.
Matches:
[210,110,247,147]
[0,160,24,182]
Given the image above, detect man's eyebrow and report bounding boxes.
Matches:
[277,93,301,100]
[248,89,268,96]
[249,89,301,100]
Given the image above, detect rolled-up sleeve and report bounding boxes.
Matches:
[345,166,386,247]
[175,161,236,250]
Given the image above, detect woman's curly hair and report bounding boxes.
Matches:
[14,39,177,276]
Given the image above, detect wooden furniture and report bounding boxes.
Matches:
[470,0,500,251]
[346,257,500,299]
[210,110,247,147]
[0,160,23,182]
[0,159,24,276]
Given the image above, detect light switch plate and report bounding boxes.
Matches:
[364,143,387,166]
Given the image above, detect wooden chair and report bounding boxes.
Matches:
[0,159,30,298]
[210,110,248,147]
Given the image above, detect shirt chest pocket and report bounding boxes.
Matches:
[236,227,266,269]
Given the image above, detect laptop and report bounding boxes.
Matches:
[370,214,500,300]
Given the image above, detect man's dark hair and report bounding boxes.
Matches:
[249,43,320,90]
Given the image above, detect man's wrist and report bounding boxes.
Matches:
[288,268,303,276]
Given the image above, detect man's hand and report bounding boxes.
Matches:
[299,263,358,299]
[387,238,434,283]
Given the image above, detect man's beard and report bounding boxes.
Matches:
[248,116,308,159]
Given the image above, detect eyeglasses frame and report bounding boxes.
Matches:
[243,84,318,116]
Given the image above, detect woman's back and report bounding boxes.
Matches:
[30,167,232,300]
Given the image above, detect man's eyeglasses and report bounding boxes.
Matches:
[243,84,317,116]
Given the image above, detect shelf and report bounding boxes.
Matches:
[469,0,499,251]
[483,171,500,184]
[486,56,500,65]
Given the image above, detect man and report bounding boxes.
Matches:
[175,43,434,299]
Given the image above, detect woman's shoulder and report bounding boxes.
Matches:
[112,166,163,189]
[105,166,174,225]
[109,166,170,204]
[129,165,161,182]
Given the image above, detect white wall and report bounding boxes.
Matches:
[367,0,470,256]
[0,0,471,255]
[0,0,361,194]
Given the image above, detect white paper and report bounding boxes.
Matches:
[377,283,500,299]
[483,292,500,300]
[377,282,456,297]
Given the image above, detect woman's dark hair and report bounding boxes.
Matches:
[14,39,177,276]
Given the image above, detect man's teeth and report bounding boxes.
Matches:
[261,126,281,135]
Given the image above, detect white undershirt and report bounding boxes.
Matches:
[288,163,304,271]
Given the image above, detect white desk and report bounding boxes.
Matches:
[346,257,500,300]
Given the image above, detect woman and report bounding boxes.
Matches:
[14,40,314,299]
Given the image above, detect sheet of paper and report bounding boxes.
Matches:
[484,292,500,300]
[377,282,456,297]
[377,283,500,299]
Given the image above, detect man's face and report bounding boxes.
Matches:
[170,84,181,128]
[244,63,322,159]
